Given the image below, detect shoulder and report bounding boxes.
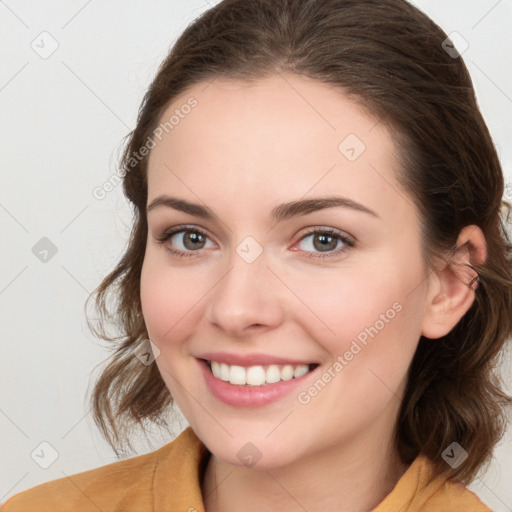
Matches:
[424,478,493,512]
[376,454,493,512]
[0,427,202,512]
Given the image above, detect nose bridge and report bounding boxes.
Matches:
[206,236,283,335]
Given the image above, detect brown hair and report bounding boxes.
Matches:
[85,0,512,483]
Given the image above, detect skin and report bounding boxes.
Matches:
[140,72,486,512]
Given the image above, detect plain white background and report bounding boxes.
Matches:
[1,0,511,509]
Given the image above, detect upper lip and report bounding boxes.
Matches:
[198,351,316,367]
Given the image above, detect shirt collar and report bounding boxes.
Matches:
[152,427,489,512]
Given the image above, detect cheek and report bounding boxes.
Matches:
[291,275,423,429]
[287,266,401,340]
[291,255,425,367]
[139,255,208,345]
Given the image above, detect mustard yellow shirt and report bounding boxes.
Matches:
[1,427,492,511]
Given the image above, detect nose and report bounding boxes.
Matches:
[205,244,285,338]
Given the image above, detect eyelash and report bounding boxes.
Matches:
[155,225,355,260]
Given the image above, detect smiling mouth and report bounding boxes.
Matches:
[201,359,320,386]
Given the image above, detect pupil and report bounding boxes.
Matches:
[314,234,335,252]
[185,232,204,249]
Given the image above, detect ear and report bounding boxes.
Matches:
[421,225,487,339]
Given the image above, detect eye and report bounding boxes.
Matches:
[295,228,355,259]
[155,226,215,258]
[155,225,355,260]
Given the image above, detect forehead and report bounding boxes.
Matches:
[146,72,411,221]
[151,72,390,158]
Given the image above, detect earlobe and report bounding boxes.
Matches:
[421,225,486,340]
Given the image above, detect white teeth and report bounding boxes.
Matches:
[220,363,230,381]
[294,365,309,378]
[266,364,281,384]
[281,365,294,381]
[247,365,266,386]
[209,361,312,386]
[229,365,246,385]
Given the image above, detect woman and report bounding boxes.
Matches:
[2,0,510,510]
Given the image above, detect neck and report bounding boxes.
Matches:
[201,420,407,512]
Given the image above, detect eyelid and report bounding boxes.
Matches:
[296,226,355,244]
[292,226,355,258]
[156,224,355,259]
[155,224,216,246]
[155,224,355,242]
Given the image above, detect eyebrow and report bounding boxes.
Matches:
[146,194,379,222]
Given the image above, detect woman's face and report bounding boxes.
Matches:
[140,72,431,469]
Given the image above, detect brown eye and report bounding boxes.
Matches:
[312,233,338,252]
[296,228,355,259]
[181,231,207,250]
[156,226,215,258]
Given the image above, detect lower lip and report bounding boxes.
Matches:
[197,359,318,408]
